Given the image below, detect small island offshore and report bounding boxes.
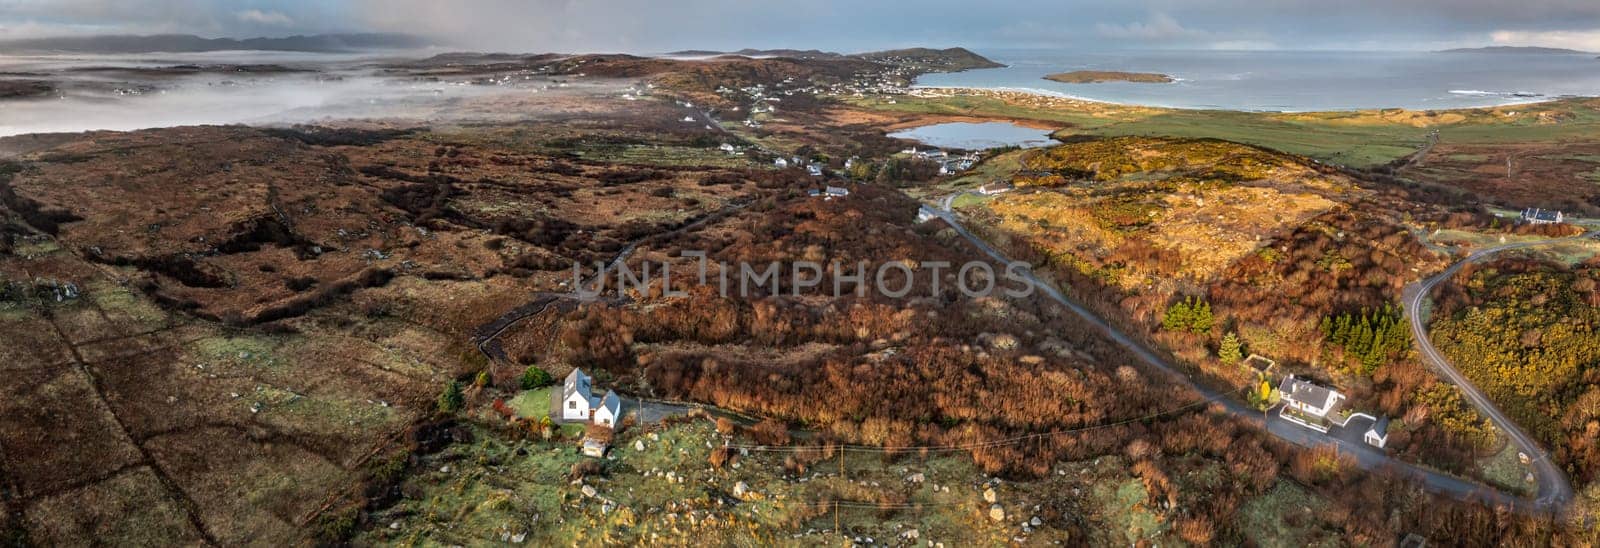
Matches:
[1044,70,1173,83]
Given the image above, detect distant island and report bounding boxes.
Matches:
[1437,46,1591,54]
[1044,70,1173,84]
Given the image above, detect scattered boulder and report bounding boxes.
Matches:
[906,472,925,484]
[733,481,750,498]
[635,439,646,452]
[982,487,997,503]
[581,484,598,498]
[988,504,1006,522]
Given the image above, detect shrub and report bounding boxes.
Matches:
[519,366,554,390]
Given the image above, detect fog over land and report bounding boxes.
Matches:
[0,52,582,136]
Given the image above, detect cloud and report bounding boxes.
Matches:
[1094,13,1209,41]
[1490,28,1600,51]
[236,9,294,27]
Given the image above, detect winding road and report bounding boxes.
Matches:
[921,199,1592,512]
[1403,229,1598,509]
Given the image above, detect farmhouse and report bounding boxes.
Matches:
[977,181,1014,195]
[561,368,597,421]
[825,186,849,198]
[1277,375,1346,432]
[1521,208,1565,225]
[560,368,623,429]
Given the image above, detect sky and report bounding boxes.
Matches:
[4,0,1600,53]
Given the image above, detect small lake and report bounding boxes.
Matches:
[887,121,1055,150]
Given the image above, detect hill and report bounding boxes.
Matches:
[851,47,1005,71]
[1437,46,1591,54]
[0,33,429,54]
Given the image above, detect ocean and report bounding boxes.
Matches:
[914,49,1600,112]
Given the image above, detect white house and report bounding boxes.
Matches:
[560,368,624,429]
[1278,375,1346,432]
[977,181,1014,195]
[825,186,849,198]
[1365,416,1390,449]
[592,390,622,427]
[1521,208,1565,225]
[806,164,824,177]
[561,368,598,422]
[774,157,789,168]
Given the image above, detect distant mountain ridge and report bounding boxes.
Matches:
[1437,46,1591,54]
[0,33,430,54]
[668,46,1002,71]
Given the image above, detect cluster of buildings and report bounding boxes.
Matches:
[901,147,980,175]
[773,155,827,177]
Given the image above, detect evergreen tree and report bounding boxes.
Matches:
[1191,299,1214,334]
[438,380,465,413]
[1219,332,1243,364]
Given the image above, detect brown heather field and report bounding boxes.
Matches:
[1,50,1597,546]
[954,136,1541,474]
[0,84,793,543]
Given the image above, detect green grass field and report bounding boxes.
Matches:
[846,94,1600,169]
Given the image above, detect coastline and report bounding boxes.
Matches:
[907,83,1577,114]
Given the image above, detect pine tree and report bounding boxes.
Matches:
[1162,299,1192,332]
[438,380,465,413]
[1191,299,1214,334]
[1219,332,1243,364]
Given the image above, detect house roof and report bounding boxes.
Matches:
[1369,416,1390,436]
[1524,208,1563,222]
[1279,375,1338,409]
[563,368,592,401]
[600,390,622,414]
[825,186,849,195]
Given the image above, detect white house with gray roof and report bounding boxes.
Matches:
[561,368,598,422]
[1278,375,1346,433]
[559,368,622,429]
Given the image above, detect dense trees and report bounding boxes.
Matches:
[1319,305,1410,374]
[1432,258,1600,482]
[1161,296,1213,335]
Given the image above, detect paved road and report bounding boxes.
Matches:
[1402,229,1598,509]
[921,201,1545,511]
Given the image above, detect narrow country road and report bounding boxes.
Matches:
[920,200,1584,512]
[1403,229,1598,509]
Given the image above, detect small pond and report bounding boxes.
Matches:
[887,121,1055,150]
